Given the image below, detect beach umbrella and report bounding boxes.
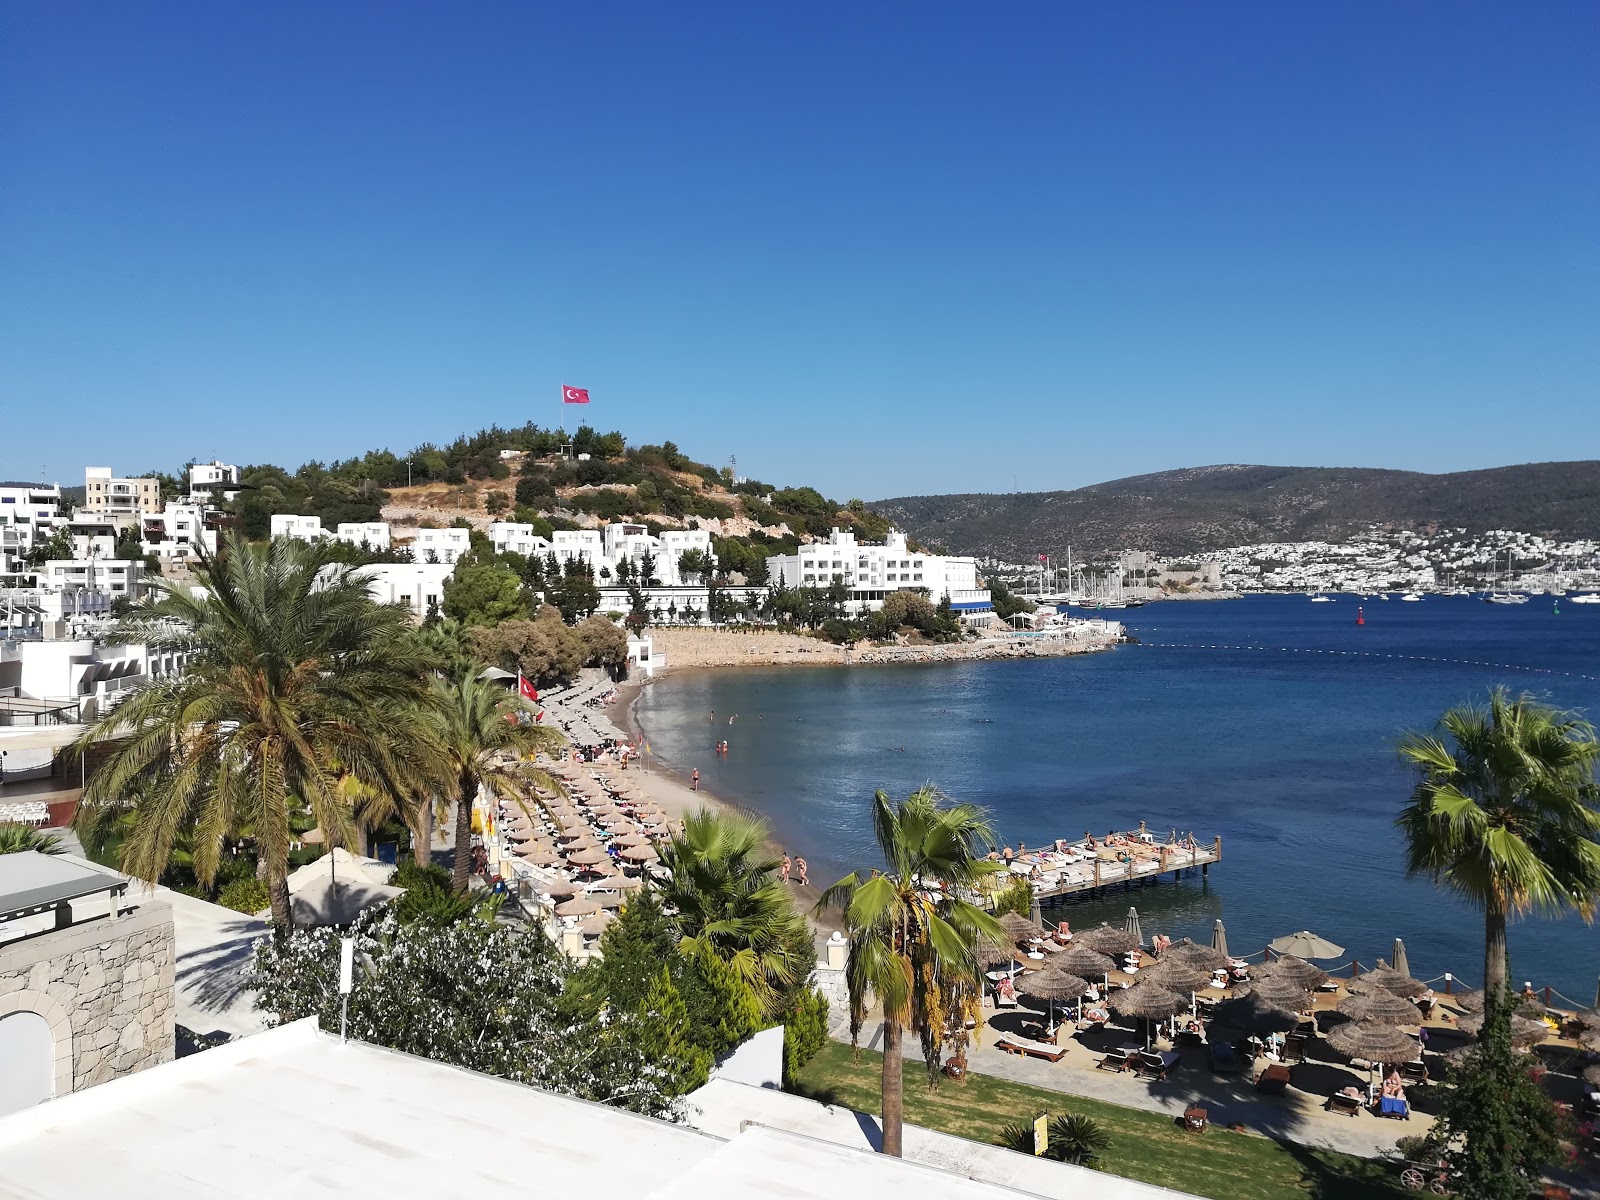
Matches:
[1077,923,1141,956]
[543,879,581,899]
[1337,992,1422,1026]
[619,844,659,863]
[998,912,1043,946]
[1239,979,1312,1010]
[612,831,650,848]
[1019,967,1090,1032]
[1112,981,1189,1022]
[599,872,644,891]
[573,860,616,878]
[554,896,601,917]
[1123,907,1144,947]
[1391,938,1411,980]
[1210,991,1301,1035]
[1325,1021,1418,1064]
[1210,919,1229,959]
[566,847,610,866]
[1162,937,1229,971]
[1141,959,1214,995]
[1354,960,1428,999]
[1268,930,1345,960]
[1458,1010,1551,1047]
[1056,945,1116,978]
[1256,955,1329,990]
[1582,1064,1600,1090]
[577,910,615,936]
[514,845,560,866]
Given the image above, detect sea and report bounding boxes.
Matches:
[633,594,1600,1002]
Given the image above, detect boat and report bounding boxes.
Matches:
[1400,593,1422,602]
[1309,592,1335,603]
[1484,549,1529,605]
[1570,594,1600,606]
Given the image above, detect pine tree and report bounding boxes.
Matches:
[690,949,762,1058]
[639,967,712,1094]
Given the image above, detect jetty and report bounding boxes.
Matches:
[997,824,1222,908]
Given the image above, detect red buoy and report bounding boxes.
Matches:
[1356,606,1365,626]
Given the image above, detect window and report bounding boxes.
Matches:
[914,573,923,581]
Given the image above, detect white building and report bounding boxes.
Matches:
[345,563,454,620]
[64,517,118,561]
[488,522,716,588]
[407,527,470,565]
[0,588,114,640]
[767,528,992,623]
[488,521,550,559]
[0,483,63,582]
[83,468,161,517]
[39,559,144,599]
[140,504,217,561]
[185,460,240,504]
[335,522,391,551]
[269,514,324,543]
[0,637,186,715]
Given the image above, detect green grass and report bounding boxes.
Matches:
[791,1041,1407,1200]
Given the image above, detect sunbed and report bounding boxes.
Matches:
[1137,1049,1181,1080]
[995,1035,1067,1062]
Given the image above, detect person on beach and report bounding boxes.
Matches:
[780,853,791,882]
[795,856,808,886]
[1002,845,1015,865]
[691,769,700,791]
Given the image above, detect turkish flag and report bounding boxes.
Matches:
[519,675,538,702]
[562,385,590,404]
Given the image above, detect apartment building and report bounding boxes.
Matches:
[408,527,470,565]
[269,514,324,542]
[766,528,992,622]
[334,522,391,550]
[38,559,144,598]
[487,521,715,587]
[141,504,219,560]
[341,563,454,620]
[186,460,241,504]
[0,483,63,581]
[83,468,161,517]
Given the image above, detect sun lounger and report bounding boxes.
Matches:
[996,1036,1067,1063]
[1326,1090,1364,1117]
[1097,1045,1140,1072]
[1256,1064,1292,1094]
[1138,1049,1181,1080]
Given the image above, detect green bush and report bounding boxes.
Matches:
[782,989,830,1086]
[218,878,270,915]
[991,876,1034,918]
[391,860,452,891]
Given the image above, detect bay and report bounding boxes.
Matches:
[633,595,1600,1001]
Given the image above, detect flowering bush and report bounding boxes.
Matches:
[247,908,691,1119]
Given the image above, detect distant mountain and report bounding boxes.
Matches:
[871,462,1600,560]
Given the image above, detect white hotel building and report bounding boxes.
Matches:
[489,522,714,587]
[766,528,993,624]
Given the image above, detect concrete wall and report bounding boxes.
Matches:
[0,902,175,1101]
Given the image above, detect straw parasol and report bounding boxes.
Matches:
[1582,1063,1600,1090]
[1162,938,1229,972]
[1238,978,1312,1010]
[1337,992,1422,1026]
[612,831,650,848]
[1141,959,1214,995]
[543,879,581,899]
[1077,923,1141,955]
[514,845,560,865]
[1457,1010,1550,1046]
[554,896,601,917]
[591,890,626,909]
[619,844,659,863]
[1056,944,1116,979]
[573,860,615,878]
[1112,981,1189,1021]
[1210,991,1302,1034]
[1354,960,1428,999]
[1256,955,1329,990]
[1019,967,1090,1031]
[1268,930,1345,960]
[1325,1021,1419,1063]
[599,872,643,891]
[565,847,611,866]
[577,910,615,936]
[998,912,1043,946]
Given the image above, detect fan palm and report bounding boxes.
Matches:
[424,673,564,892]
[998,1112,1108,1166]
[1397,688,1600,997]
[72,534,436,925]
[656,808,811,1018]
[816,787,1005,1157]
[0,824,62,855]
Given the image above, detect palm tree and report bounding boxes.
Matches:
[816,787,1006,1157]
[657,808,811,1018]
[1398,688,1600,998]
[73,534,436,925]
[424,673,564,892]
[0,824,62,855]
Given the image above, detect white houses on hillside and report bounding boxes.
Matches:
[140,504,218,560]
[270,514,325,543]
[488,522,715,586]
[410,527,470,565]
[767,528,992,624]
[186,460,241,504]
[334,522,391,551]
[0,483,63,582]
[340,563,454,621]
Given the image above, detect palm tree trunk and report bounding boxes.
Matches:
[881,1017,904,1157]
[1484,903,1509,998]
[414,795,433,867]
[451,772,475,893]
[268,869,292,926]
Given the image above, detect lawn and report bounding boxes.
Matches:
[791,1041,1408,1200]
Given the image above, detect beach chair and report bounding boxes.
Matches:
[1255,1064,1292,1094]
[1097,1046,1137,1073]
[995,1036,1067,1063]
[1399,1060,1428,1085]
[1282,1032,1309,1063]
[1326,1090,1364,1117]
[1138,1049,1180,1081]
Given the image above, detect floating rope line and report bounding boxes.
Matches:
[1129,641,1600,683]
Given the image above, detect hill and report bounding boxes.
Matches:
[871,461,1600,560]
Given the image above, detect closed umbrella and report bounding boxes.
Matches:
[1077,923,1141,956]
[1268,930,1345,960]
[1390,938,1411,980]
[1325,1021,1418,1064]
[1210,919,1229,959]
[1337,992,1421,1026]
[1257,955,1328,990]
[1123,907,1144,947]
[554,896,600,917]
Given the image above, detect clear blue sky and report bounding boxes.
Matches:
[3,3,1595,499]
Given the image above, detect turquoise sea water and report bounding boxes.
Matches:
[633,595,1600,1001]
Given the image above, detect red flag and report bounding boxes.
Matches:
[518,673,538,702]
[1037,554,1047,562]
[562,385,590,404]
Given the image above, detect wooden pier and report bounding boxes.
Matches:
[1004,827,1223,908]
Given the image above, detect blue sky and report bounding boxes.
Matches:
[3,4,1595,499]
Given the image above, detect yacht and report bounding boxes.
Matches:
[1400,593,1422,602]
[1484,549,1527,605]
[1309,593,1335,603]
[1570,594,1600,606]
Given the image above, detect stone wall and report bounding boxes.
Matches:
[0,901,175,1095]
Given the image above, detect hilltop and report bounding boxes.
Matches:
[871,461,1600,560]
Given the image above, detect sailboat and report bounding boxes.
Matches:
[1485,549,1528,605]
[1308,592,1335,603]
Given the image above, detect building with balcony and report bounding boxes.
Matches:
[334,522,391,551]
[38,560,143,600]
[407,527,470,565]
[269,514,324,543]
[184,460,240,504]
[82,469,160,518]
[0,484,63,583]
[767,529,992,624]
[140,505,218,561]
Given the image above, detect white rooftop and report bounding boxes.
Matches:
[0,1020,1147,1200]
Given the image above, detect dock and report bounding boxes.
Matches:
[999,825,1222,908]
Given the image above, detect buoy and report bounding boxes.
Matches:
[1356,606,1365,626]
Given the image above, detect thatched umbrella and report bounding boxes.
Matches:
[997,911,1042,943]
[599,872,643,891]
[1018,966,1090,1031]
[1056,944,1116,979]
[577,910,615,936]
[554,896,600,918]
[1337,992,1422,1026]
[566,847,610,866]
[613,831,650,848]
[1354,960,1428,999]
[1238,978,1312,1010]
[1257,955,1328,990]
[1210,991,1301,1035]
[619,844,659,864]
[1325,1020,1418,1064]
[1582,1063,1600,1090]
[1141,959,1214,996]
[1112,981,1189,1022]
[1077,923,1141,956]
[1162,938,1229,972]
[1458,1010,1550,1047]
[514,845,560,866]
[543,879,581,899]
[591,890,626,909]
